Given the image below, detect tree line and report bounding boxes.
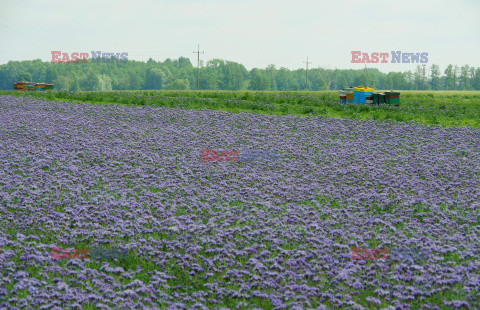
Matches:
[0,57,479,91]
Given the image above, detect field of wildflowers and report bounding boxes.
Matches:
[3,89,480,128]
[0,93,479,309]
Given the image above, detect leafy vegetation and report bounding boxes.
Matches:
[3,89,480,128]
[1,58,479,91]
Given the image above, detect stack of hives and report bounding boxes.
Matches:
[35,83,46,91]
[374,91,400,105]
[338,87,400,105]
[13,81,28,91]
[353,87,374,104]
[338,87,354,103]
[13,81,54,91]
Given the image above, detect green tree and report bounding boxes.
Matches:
[54,75,72,90]
[474,68,480,90]
[460,65,470,90]
[144,68,166,90]
[223,61,247,90]
[19,72,32,82]
[311,76,328,91]
[275,68,295,91]
[469,67,477,90]
[164,79,190,90]
[354,72,372,87]
[384,75,393,90]
[337,76,348,90]
[178,57,192,69]
[45,67,57,83]
[404,71,414,90]
[444,65,454,90]
[205,59,225,89]
[413,65,424,90]
[129,72,142,90]
[248,69,270,91]
[453,65,459,90]
[430,64,441,90]
[384,72,408,90]
[112,73,130,90]
[199,69,218,90]
[265,64,277,91]
[97,74,112,91]
[79,71,99,91]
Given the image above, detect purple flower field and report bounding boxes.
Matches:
[0,95,479,309]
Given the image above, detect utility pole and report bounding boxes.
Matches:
[193,44,204,90]
[364,63,367,87]
[304,57,311,90]
[422,64,426,90]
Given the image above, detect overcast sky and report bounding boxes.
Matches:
[0,0,479,73]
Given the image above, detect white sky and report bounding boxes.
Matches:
[0,0,479,73]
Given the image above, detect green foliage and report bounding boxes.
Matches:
[45,67,57,83]
[248,69,270,90]
[164,79,190,90]
[4,89,480,128]
[54,75,73,91]
[19,72,32,82]
[144,68,166,90]
[1,59,478,92]
[311,76,328,91]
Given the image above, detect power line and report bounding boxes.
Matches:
[0,24,174,63]
[1,24,61,47]
[303,57,311,91]
[0,17,176,54]
[193,44,204,91]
